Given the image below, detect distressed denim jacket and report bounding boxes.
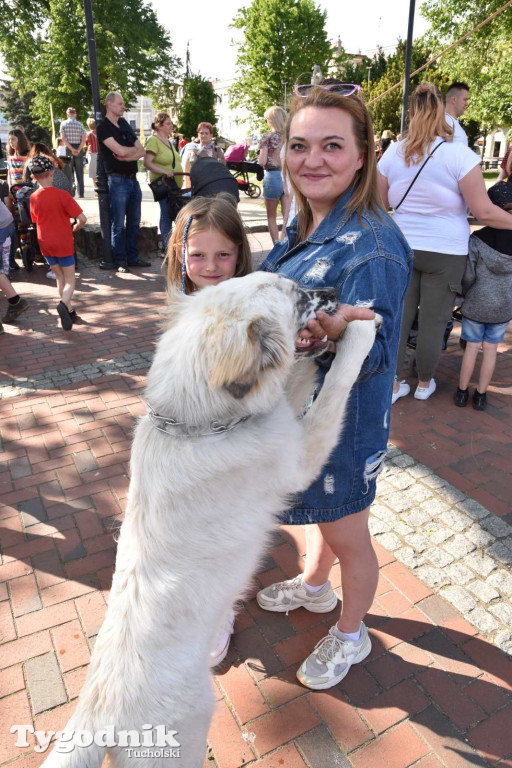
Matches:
[259,189,413,521]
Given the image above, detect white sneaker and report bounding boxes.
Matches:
[391,380,410,404]
[414,379,436,400]
[296,623,371,690]
[46,270,56,279]
[209,613,235,667]
[256,575,338,613]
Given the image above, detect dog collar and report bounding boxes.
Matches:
[146,403,252,438]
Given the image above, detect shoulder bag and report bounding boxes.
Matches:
[148,142,177,202]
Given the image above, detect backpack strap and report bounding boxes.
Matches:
[394,140,446,211]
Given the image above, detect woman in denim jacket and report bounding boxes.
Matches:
[256,84,412,689]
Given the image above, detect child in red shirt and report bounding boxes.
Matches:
[28,155,87,330]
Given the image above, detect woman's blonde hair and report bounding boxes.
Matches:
[87,118,96,130]
[166,194,252,294]
[402,83,453,166]
[285,86,382,242]
[264,106,287,134]
[152,112,173,131]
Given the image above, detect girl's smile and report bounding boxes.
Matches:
[183,228,239,291]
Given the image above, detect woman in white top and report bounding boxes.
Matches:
[378,83,512,402]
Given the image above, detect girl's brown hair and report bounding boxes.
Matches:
[402,82,453,166]
[285,86,382,242]
[166,194,252,294]
[29,142,64,170]
[7,129,30,157]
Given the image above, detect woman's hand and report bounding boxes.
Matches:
[165,171,174,178]
[301,304,376,342]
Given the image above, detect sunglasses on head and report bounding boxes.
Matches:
[294,83,363,104]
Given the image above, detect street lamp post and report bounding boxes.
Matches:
[82,0,114,268]
[400,0,416,135]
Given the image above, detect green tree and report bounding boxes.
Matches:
[0,0,181,128]
[1,79,50,144]
[421,1,512,135]
[178,75,217,140]
[229,0,332,120]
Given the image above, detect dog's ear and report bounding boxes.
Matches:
[208,317,288,399]
[161,284,187,329]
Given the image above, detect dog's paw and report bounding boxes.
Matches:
[374,313,383,332]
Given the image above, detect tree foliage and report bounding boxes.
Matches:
[229,0,332,121]
[178,76,218,140]
[421,0,512,131]
[0,0,181,130]
[1,80,51,144]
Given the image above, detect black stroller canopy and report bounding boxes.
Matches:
[190,158,240,202]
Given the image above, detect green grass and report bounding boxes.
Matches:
[483,170,499,181]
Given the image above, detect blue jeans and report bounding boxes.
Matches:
[108,175,142,266]
[158,198,171,252]
[69,145,85,196]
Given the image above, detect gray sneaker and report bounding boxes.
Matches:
[2,297,29,324]
[256,575,338,613]
[296,623,371,690]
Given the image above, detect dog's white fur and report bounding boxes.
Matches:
[41,272,380,767]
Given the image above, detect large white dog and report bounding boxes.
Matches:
[41,272,380,767]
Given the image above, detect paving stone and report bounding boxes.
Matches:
[404,533,430,553]
[369,518,391,536]
[439,508,473,532]
[481,516,512,538]
[443,562,476,585]
[296,726,352,767]
[403,485,433,504]
[391,453,416,468]
[424,547,454,568]
[440,585,477,614]
[381,491,414,513]
[489,602,512,625]
[421,474,448,490]
[405,463,433,479]
[401,508,432,527]
[24,651,67,715]
[466,581,500,603]
[488,541,512,565]
[386,472,415,491]
[414,565,450,590]
[439,485,467,504]
[456,498,490,521]
[18,497,48,527]
[10,456,33,480]
[373,532,402,551]
[424,525,453,545]
[443,534,476,558]
[394,521,414,537]
[465,607,500,634]
[371,504,398,525]
[465,524,496,548]
[464,552,497,578]
[393,547,425,569]
[486,569,512,596]
[494,630,512,653]
[375,479,395,497]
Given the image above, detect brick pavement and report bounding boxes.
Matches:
[1,234,511,766]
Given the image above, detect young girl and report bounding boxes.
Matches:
[167,194,251,295]
[166,194,251,666]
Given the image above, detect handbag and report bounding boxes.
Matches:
[148,141,178,202]
[394,141,446,211]
[487,179,512,207]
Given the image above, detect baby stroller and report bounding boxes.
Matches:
[10,181,40,272]
[225,142,263,198]
[189,157,241,202]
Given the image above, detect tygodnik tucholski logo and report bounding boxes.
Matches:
[10,723,181,757]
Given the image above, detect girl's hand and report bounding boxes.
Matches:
[300,304,376,342]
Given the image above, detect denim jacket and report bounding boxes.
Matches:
[258,189,413,522]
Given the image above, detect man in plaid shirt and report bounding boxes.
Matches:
[60,107,87,197]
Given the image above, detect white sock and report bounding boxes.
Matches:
[333,624,361,642]
[301,578,327,593]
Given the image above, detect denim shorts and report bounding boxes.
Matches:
[279,373,391,525]
[262,169,284,200]
[461,317,510,344]
[45,254,76,267]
